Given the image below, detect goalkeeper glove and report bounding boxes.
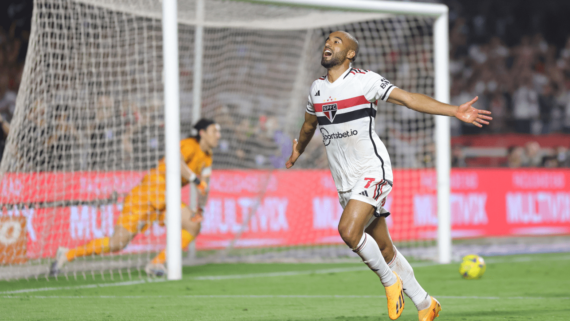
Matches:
[193,177,208,195]
[191,207,204,223]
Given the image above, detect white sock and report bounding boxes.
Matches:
[388,247,431,311]
[353,233,397,287]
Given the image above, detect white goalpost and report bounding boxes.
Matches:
[0,0,450,281]
[162,0,182,281]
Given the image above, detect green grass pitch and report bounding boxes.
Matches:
[1,252,569,320]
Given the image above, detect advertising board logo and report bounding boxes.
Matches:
[0,220,21,245]
[322,103,338,122]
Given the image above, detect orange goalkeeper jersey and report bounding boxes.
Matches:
[118,138,211,233]
[151,137,213,186]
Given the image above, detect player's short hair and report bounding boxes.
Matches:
[344,32,359,63]
[193,118,216,141]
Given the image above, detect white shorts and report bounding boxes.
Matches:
[338,173,393,218]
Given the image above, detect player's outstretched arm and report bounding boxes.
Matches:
[387,88,492,127]
[286,112,318,169]
[178,156,208,195]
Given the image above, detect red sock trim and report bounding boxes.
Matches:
[353,234,368,253]
[387,246,398,266]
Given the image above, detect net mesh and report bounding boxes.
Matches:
[0,0,438,280]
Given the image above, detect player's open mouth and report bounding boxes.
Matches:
[323,49,332,57]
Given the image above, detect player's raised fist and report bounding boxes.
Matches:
[455,96,493,128]
[286,139,300,169]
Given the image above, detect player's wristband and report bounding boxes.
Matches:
[193,177,202,186]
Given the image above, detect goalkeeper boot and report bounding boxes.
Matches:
[145,262,167,278]
[418,296,441,321]
[49,247,69,277]
[385,272,405,320]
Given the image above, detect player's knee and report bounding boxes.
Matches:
[108,242,122,252]
[109,237,129,252]
[109,226,133,251]
[191,221,201,236]
[337,223,361,249]
[182,219,200,236]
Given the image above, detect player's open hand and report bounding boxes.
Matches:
[285,139,301,169]
[455,96,492,127]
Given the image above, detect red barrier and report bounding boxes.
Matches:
[1,169,569,258]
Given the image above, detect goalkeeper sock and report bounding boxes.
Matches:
[388,246,430,311]
[353,233,397,287]
[66,237,110,262]
[151,230,194,265]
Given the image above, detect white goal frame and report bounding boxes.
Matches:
[162,0,451,280]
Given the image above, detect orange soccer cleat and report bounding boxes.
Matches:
[418,296,441,321]
[385,272,405,320]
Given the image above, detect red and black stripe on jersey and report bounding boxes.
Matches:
[314,95,376,126]
[342,68,370,79]
[317,107,376,126]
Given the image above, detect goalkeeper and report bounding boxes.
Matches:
[50,118,220,277]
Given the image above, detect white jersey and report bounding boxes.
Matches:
[306,67,396,192]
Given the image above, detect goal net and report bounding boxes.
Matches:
[0,0,441,280]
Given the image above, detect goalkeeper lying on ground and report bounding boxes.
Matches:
[50,118,220,277]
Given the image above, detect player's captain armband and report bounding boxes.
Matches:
[362,72,397,103]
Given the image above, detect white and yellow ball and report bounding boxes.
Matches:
[459,254,486,279]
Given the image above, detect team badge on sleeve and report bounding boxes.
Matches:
[323,103,338,122]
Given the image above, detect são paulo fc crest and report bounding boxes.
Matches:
[322,103,338,122]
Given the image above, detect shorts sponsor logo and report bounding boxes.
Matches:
[320,128,358,146]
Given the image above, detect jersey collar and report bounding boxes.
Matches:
[325,67,352,86]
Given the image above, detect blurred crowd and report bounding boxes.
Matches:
[0,24,26,161]
[1,0,570,169]
[445,0,570,168]
[0,0,30,162]
[505,142,569,168]
[449,31,570,137]
[452,140,570,168]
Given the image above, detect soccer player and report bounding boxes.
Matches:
[50,118,221,277]
[286,31,491,321]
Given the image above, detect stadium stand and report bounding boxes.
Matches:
[1,0,569,168]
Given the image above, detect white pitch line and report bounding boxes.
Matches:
[0,278,166,295]
[0,267,369,294]
[192,266,368,280]
[2,294,569,300]
[2,254,569,295]
[193,261,443,281]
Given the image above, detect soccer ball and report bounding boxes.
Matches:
[459,254,486,279]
